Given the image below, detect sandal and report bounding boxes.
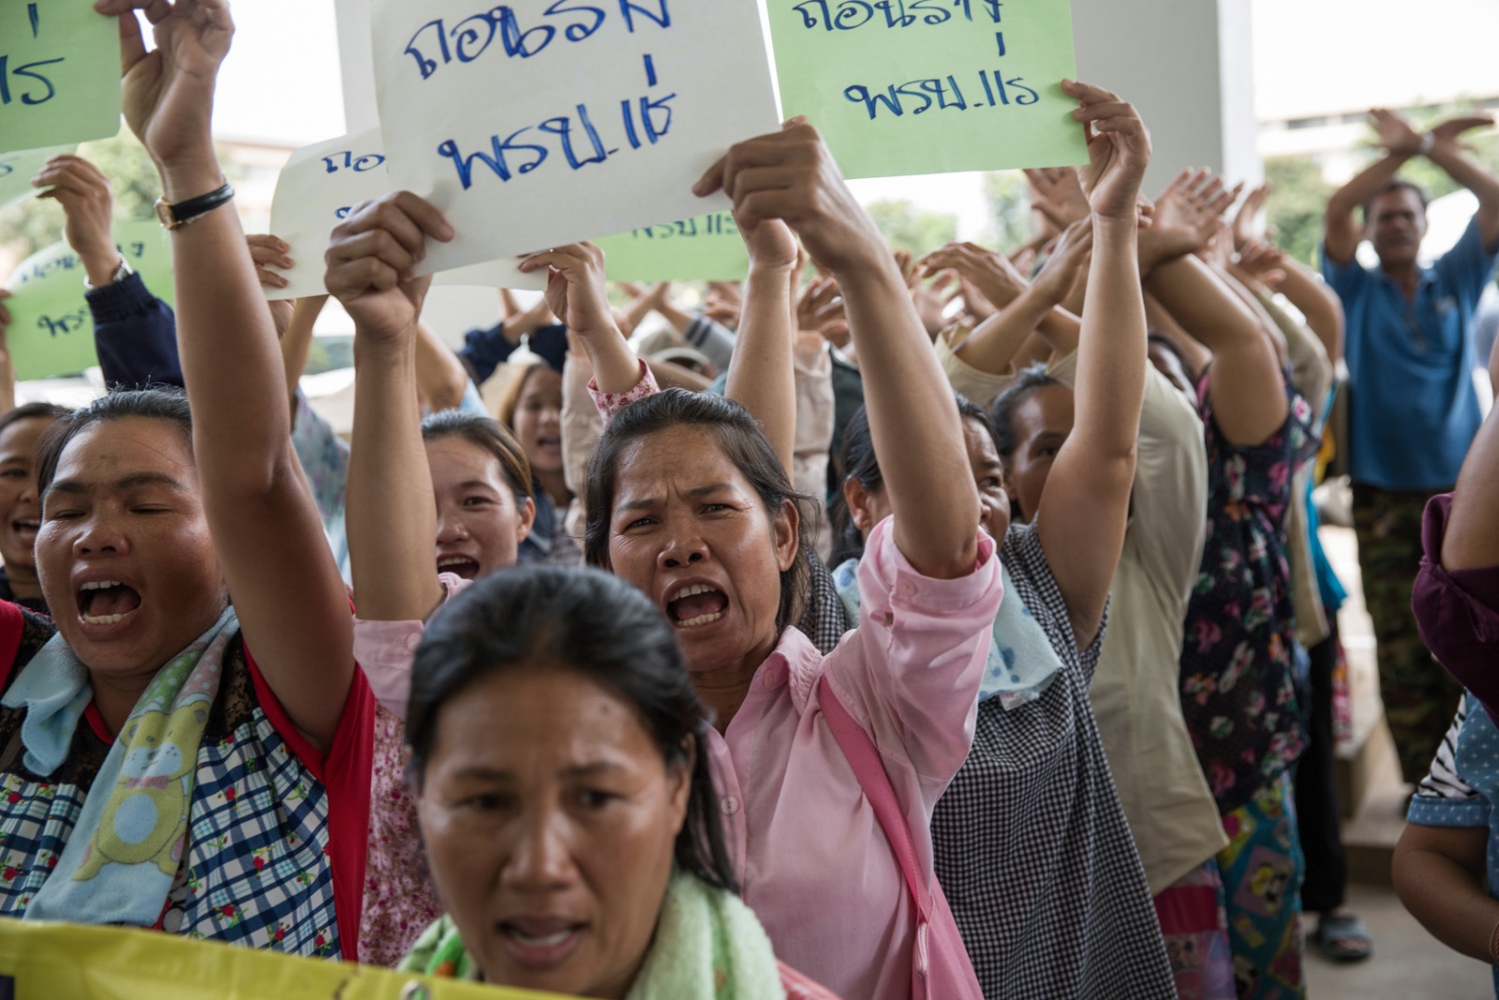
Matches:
[1315,912,1373,962]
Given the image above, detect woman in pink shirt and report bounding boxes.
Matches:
[329,124,1001,998]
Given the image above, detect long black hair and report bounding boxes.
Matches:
[420,409,533,504]
[988,365,1060,461]
[36,389,192,495]
[406,563,738,893]
[583,388,816,635]
[830,394,992,566]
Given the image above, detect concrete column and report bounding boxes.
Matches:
[1071,0,1262,193]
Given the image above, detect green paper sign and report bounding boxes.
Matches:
[765,0,1089,179]
[4,220,173,380]
[0,0,122,153]
[0,143,73,209]
[596,212,750,282]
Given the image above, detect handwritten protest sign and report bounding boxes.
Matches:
[0,0,121,152]
[266,129,398,300]
[371,0,780,276]
[4,220,172,380]
[0,143,73,209]
[268,128,545,298]
[595,211,749,282]
[765,0,1088,179]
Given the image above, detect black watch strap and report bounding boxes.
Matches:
[157,183,235,230]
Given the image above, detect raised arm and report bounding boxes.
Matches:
[103,0,354,748]
[1323,109,1421,265]
[1033,81,1151,649]
[1146,253,1288,445]
[0,298,14,416]
[1440,391,1499,571]
[325,193,452,623]
[724,219,799,476]
[518,244,640,394]
[1425,113,1499,250]
[414,322,470,412]
[1237,237,1345,363]
[698,122,979,578]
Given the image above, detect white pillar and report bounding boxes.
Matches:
[1071,0,1262,193]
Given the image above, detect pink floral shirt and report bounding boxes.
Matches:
[353,574,467,967]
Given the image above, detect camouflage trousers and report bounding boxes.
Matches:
[1352,484,1463,785]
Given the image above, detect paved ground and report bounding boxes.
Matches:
[1305,883,1493,999]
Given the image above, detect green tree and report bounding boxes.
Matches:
[0,132,242,263]
[1264,155,1336,266]
[864,199,958,258]
[980,170,1032,251]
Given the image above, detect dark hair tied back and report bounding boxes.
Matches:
[407,564,738,893]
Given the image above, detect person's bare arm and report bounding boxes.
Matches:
[104,0,354,747]
[0,295,14,416]
[698,122,980,578]
[1146,254,1288,445]
[519,245,640,394]
[413,322,469,412]
[1426,114,1499,250]
[1324,109,1421,265]
[1441,395,1499,570]
[724,221,799,475]
[1393,822,1499,965]
[1035,82,1151,648]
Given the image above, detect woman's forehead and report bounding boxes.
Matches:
[57,418,194,478]
[616,426,750,493]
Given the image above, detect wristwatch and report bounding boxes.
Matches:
[154,182,236,231]
[1418,132,1436,156]
[83,256,134,291]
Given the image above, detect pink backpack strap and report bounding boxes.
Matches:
[818,674,932,922]
[818,674,984,1000]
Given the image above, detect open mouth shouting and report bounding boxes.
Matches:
[437,553,483,580]
[77,578,142,627]
[497,916,585,968]
[11,518,39,545]
[665,582,729,629]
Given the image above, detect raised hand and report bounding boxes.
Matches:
[32,155,119,284]
[917,241,1029,310]
[95,0,233,183]
[740,217,799,272]
[1370,108,1424,157]
[694,120,888,276]
[325,192,453,347]
[519,243,621,343]
[247,234,292,292]
[1232,182,1270,250]
[1066,79,1151,222]
[909,269,959,336]
[797,276,850,347]
[1025,167,1091,230]
[1431,113,1495,146]
[1030,219,1095,305]
[1145,168,1236,264]
[1236,239,1288,288]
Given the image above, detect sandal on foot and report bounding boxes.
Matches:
[1315,912,1373,963]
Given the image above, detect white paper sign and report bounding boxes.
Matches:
[264,129,396,300]
[371,0,781,276]
[267,128,546,298]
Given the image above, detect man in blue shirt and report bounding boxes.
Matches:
[1322,107,1499,786]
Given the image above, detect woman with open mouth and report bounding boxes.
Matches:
[0,0,373,960]
[398,564,838,997]
[0,403,71,614]
[495,358,579,565]
[554,127,1001,1000]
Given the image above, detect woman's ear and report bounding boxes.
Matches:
[667,735,695,836]
[843,476,874,534]
[515,496,537,544]
[773,498,800,573]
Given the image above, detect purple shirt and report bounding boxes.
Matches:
[1414,493,1499,722]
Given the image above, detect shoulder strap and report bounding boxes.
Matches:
[817,674,932,921]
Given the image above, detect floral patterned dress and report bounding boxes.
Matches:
[1178,374,1319,815]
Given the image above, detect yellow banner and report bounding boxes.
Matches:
[0,919,572,1000]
